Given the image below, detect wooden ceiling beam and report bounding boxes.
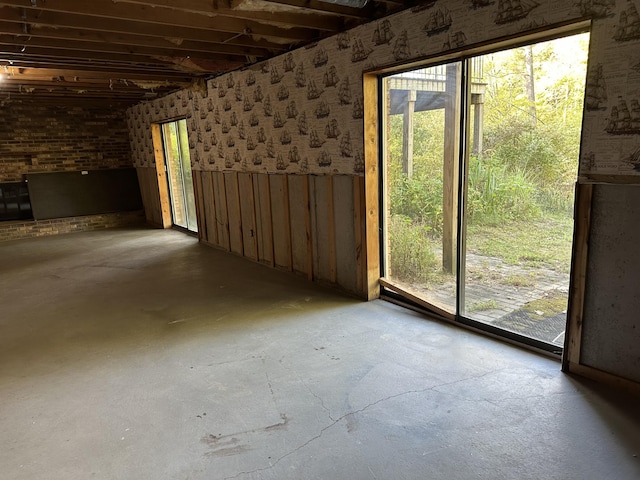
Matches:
[3,67,194,83]
[115,0,345,31]
[0,80,162,94]
[0,97,140,107]
[0,7,288,50]
[254,0,381,18]
[0,37,249,71]
[1,76,179,91]
[0,1,320,42]
[0,56,196,74]
[0,23,275,58]
[0,81,150,93]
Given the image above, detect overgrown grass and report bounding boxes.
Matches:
[466,213,574,272]
[468,299,499,312]
[467,156,542,224]
[522,289,568,316]
[388,215,439,284]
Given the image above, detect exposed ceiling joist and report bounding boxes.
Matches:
[0,0,412,106]
[117,0,352,28]
[0,1,322,41]
[0,9,289,50]
[0,33,273,60]
[250,0,381,18]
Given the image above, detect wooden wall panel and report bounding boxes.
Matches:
[225,172,244,256]
[213,171,230,251]
[238,173,258,260]
[270,175,292,270]
[253,174,274,266]
[311,176,332,282]
[333,175,357,293]
[136,167,162,227]
[288,175,310,277]
[142,168,366,297]
[354,175,366,296]
[192,170,207,242]
[201,171,218,246]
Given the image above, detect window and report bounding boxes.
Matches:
[380,31,590,352]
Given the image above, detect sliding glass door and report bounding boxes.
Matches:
[161,120,198,233]
[381,32,589,351]
[383,62,462,315]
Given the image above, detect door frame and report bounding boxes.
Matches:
[151,119,199,234]
[151,123,173,229]
[363,21,592,357]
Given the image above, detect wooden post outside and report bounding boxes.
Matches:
[442,63,461,274]
[402,90,417,178]
[472,96,484,158]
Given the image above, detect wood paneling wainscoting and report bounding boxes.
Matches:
[195,171,367,297]
[136,165,171,229]
[138,166,367,297]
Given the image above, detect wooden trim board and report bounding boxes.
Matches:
[363,73,380,300]
[379,277,455,321]
[563,183,593,370]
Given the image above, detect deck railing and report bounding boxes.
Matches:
[396,57,484,82]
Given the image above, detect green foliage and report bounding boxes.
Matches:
[467,155,541,224]
[388,215,438,283]
[390,171,444,232]
[384,34,588,273]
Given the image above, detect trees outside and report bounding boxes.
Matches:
[386,33,589,284]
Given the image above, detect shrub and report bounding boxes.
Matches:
[467,156,541,224]
[388,215,438,284]
[389,172,444,233]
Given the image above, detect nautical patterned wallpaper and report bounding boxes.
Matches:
[126,0,640,179]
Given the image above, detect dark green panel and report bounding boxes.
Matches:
[26,169,143,220]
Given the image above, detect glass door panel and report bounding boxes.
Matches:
[177,120,198,232]
[460,35,589,347]
[161,120,198,233]
[383,62,462,314]
[380,31,589,351]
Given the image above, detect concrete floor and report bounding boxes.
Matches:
[1,228,639,480]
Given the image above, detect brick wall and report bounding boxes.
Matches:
[0,104,132,183]
[0,210,146,242]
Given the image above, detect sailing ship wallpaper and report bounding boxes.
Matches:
[127,0,640,178]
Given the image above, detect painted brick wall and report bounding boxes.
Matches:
[0,104,132,183]
[0,211,145,243]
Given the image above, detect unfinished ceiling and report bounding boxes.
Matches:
[0,0,411,106]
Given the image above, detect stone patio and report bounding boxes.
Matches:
[399,252,570,346]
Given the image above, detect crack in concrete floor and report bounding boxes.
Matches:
[223,368,509,480]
